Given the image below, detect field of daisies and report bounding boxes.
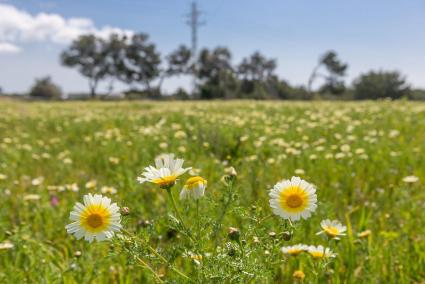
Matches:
[0,99,424,283]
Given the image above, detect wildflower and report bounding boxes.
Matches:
[281,244,308,256]
[402,175,419,183]
[0,174,7,180]
[121,207,130,216]
[23,194,41,201]
[317,219,347,239]
[109,157,120,165]
[224,166,237,177]
[50,195,59,207]
[66,183,79,192]
[85,180,97,189]
[292,270,305,280]
[307,245,336,259]
[294,169,305,175]
[358,229,372,238]
[65,194,121,242]
[101,186,117,195]
[0,241,14,250]
[269,176,317,221]
[137,154,191,188]
[31,176,44,186]
[179,176,207,200]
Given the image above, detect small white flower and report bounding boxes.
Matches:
[179,176,207,200]
[402,175,419,183]
[137,154,191,188]
[307,245,336,259]
[281,244,308,256]
[0,241,14,250]
[269,176,317,221]
[316,219,346,239]
[65,194,121,243]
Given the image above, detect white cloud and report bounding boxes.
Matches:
[0,4,133,51]
[0,42,21,53]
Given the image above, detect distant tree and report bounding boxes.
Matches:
[353,70,410,100]
[237,51,277,99]
[308,51,348,95]
[104,33,128,94]
[61,35,108,98]
[29,76,62,99]
[120,33,161,96]
[157,45,192,93]
[238,51,276,81]
[197,47,237,99]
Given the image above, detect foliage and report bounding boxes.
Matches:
[353,70,410,100]
[0,101,424,283]
[308,50,348,96]
[29,76,62,99]
[61,35,109,98]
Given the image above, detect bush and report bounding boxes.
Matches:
[29,77,62,99]
[353,70,410,100]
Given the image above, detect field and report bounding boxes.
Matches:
[0,100,424,283]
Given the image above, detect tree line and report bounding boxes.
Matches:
[19,32,421,100]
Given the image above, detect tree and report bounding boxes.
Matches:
[308,51,348,95]
[104,33,128,94]
[237,51,277,99]
[353,70,410,100]
[157,45,192,93]
[197,47,237,99]
[238,51,276,81]
[29,76,62,99]
[120,33,161,95]
[61,35,108,98]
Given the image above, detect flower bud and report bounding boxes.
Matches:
[121,207,130,216]
[228,227,240,241]
[282,231,292,241]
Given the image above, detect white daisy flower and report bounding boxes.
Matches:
[269,176,317,221]
[179,176,207,200]
[281,244,308,256]
[402,175,419,183]
[317,219,346,239]
[307,245,336,259]
[137,154,191,188]
[65,194,121,243]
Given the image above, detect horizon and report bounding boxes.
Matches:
[0,0,424,94]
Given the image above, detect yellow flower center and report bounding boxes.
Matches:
[324,227,340,236]
[279,186,308,213]
[310,251,324,259]
[87,214,103,228]
[152,175,177,187]
[80,204,111,233]
[185,176,206,190]
[288,248,303,255]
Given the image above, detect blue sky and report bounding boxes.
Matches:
[0,0,424,94]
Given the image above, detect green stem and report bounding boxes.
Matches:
[135,256,164,283]
[196,199,201,241]
[166,187,195,243]
[120,229,192,282]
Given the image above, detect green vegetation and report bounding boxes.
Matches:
[0,100,424,283]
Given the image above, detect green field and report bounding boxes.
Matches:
[0,100,424,283]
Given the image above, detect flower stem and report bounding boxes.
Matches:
[135,256,164,283]
[120,229,192,282]
[166,187,195,243]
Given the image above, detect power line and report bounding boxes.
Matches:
[185,1,205,96]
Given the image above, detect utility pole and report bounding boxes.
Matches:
[186,1,205,96]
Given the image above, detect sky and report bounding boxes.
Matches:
[0,0,424,94]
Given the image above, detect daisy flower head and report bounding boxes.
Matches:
[269,176,317,221]
[137,154,191,189]
[307,245,336,259]
[317,219,346,239]
[179,176,207,200]
[65,194,121,243]
[281,244,308,256]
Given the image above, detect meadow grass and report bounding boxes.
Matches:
[0,100,424,283]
